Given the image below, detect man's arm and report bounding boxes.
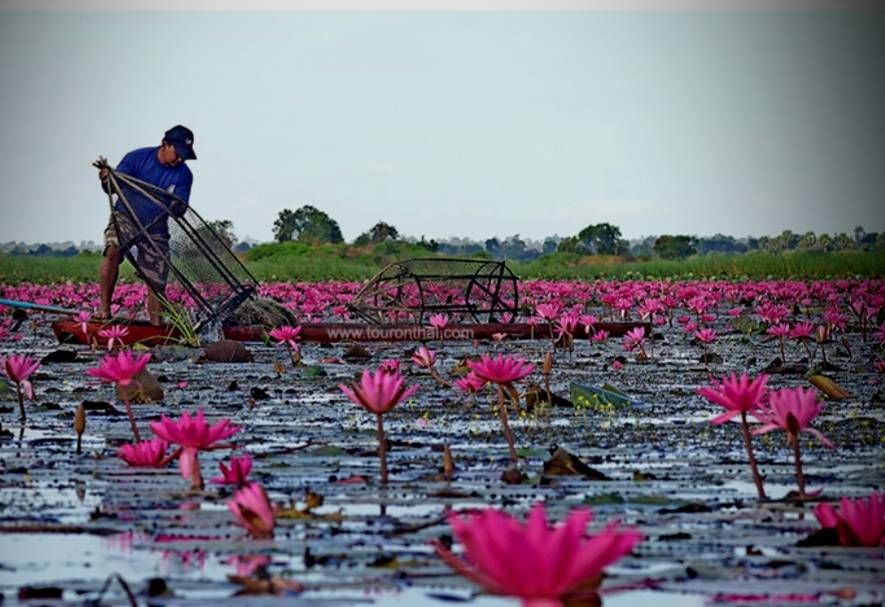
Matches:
[168,171,193,218]
[98,151,137,194]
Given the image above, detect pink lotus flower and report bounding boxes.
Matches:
[411,346,437,369]
[339,368,419,415]
[554,312,579,343]
[753,386,833,498]
[87,351,152,441]
[150,410,241,489]
[823,309,847,332]
[698,372,769,498]
[228,483,276,538]
[87,351,151,387]
[269,325,302,365]
[534,302,561,322]
[454,372,487,394]
[97,325,129,350]
[694,328,717,344]
[211,454,253,486]
[590,330,609,342]
[622,327,647,358]
[434,503,642,606]
[698,372,769,426]
[75,311,92,335]
[752,387,832,448]
[611,360,623,370]
[339,368,419,484]
[268,324,301,349]
[467,354,534,385]
[117,438,169,467]
[1,354,40,398]
[789,322,815,340]
[379,358,401,374]
[579,314,599,333]
[428,313,450,331]
[467,354,534,462]
[1,354,41,421]
[813,492,885,547]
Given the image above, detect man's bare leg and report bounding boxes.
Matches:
[99,246,120,318]
[147,288,163,326]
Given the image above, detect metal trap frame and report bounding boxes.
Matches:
[96,158,258,329]
[348,258,519,324]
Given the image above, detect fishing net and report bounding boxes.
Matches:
[97,158,258,329]
[348,258,519,324]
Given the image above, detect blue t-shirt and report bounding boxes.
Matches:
[113,146,193,237]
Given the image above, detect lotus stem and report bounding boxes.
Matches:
[429,367,452,388]
[788,430,806,499]
[497,385,519,462]
[740,411,766,499]
[779,337,786,363]
[190,452,204,491]
[15,384,26,423]
[121,393,141,442]
[376,413,388,485]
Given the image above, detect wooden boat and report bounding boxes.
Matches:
[52,319,651,347]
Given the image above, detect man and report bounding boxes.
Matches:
[98,125,196,325]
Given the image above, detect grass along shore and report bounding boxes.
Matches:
[0,244,882,285]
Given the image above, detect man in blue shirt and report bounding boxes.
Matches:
[97,125,196,325]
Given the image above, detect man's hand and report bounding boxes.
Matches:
[98,167,109,181]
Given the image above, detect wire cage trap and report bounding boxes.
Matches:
[348,258,519,324]
[97,159,258,329]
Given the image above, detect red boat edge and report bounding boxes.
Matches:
[52,319,651,346]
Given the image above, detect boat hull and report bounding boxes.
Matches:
[52,320,651,346]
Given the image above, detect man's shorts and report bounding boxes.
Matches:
[103,214,171,293]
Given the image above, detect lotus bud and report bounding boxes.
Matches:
[816,325,829,344]
[74,403,86,454]
[443,444,455,479]
[543,351,554,375]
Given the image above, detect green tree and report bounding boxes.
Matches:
[273,209,297,243]
[629,235,658,258]
[273,206,343,244]
[797,231,817,249]
[653,235,697,259]
[354,221,399,246]
[206,219,236,248]
[575,223,628,255]
[854,225,866,244]
[556,236,579,253]
[832,233,854,251]
[757,236,776,253]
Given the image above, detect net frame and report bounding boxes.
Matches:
[348,258,519,324]
[97,159,258,328]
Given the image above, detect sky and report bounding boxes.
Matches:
[1,1,883,246]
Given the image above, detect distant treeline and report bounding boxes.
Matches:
[267,205,881,262]
[6,204,882,262]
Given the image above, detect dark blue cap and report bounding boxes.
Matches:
[163,125,197,161]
